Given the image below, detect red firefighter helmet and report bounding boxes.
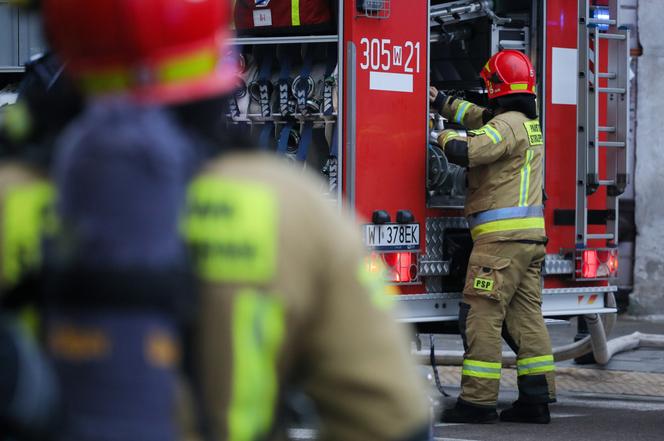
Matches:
[42,0,238,105]
[480,50,536,100]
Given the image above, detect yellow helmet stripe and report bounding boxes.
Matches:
[77,47,219,95]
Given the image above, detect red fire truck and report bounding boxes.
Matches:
[340,0,628,331]
[224,0,630,338]
[0,0,630,340]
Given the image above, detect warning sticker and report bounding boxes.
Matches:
[523,120,543,146]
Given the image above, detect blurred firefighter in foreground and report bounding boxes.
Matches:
[0,3,82,435]
[430,50,556,424]
[29,0,433,440]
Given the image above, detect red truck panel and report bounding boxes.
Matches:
[343,1,429,293]
[545,0,609,289]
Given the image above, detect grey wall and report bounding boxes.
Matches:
[0,3,44,71]
[632,0,664,314]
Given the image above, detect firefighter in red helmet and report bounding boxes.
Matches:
[30,1,432,440]
[431,50,556,424]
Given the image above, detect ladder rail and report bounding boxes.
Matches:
[576,0,592,246]
[575,0,629,248]
[604,26,629,245]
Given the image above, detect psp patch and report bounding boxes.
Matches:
[473,277,494,291]
[523,120,543,146]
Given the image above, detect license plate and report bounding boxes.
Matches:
[363,223,420,250]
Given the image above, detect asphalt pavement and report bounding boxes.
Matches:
[429,315,664,441]
[434,389,664,441]
[289,315,664,440]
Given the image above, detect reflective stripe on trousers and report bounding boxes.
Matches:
[462,359,501,380]
[517,355,555,376]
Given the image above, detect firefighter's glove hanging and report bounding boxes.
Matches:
[437,129,469,167]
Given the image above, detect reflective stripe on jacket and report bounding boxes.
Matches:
[185,153,431,441]
[442,98,546,243]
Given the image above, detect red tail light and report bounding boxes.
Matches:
[597,249,619,276]
[581,250,599,278]
[577,248,618,279]
[367,252,418,283]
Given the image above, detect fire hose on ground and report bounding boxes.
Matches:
[415,292,664,369]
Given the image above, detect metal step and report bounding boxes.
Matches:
[588,17,616,26]
[598,33,627,40]
[598,141,626,148]
[598,86,626,94]
[587,233,615,240]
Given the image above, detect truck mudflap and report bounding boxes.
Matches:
[394,285,618,323]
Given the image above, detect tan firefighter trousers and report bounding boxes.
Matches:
[458,241,556,408]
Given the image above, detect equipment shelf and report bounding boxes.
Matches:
[230,35,339,46]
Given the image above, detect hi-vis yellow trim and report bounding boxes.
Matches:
[462,370,501,379]
[358,263,395,310]
[4,102,32,143]
[159,48,218,84]
[229,289,285,441]
[517,355,555,365]
[441,130,460,146]
[454,101,472,124]
[292,0,301,26]
[471,217,545,240]
[8,0,34,6]
[79,47,218,94]
[465,359,502,369]
[518,149,534,207]
[523,120,544,146]
[183,177,277,283]
[508,84,537,93]
[473,277,494,291]
[79,69,131,94]
[2,182,56,286]
[483,124,503,144]
[517,354,555,376]
[462,359,501,379]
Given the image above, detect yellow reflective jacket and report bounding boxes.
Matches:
[185,153,429,441]
[438,97,546,244]
[0,156,430,441]
[0,162,54,292]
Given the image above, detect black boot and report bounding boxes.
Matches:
[500,400,550,424]
[441,399,498,424]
